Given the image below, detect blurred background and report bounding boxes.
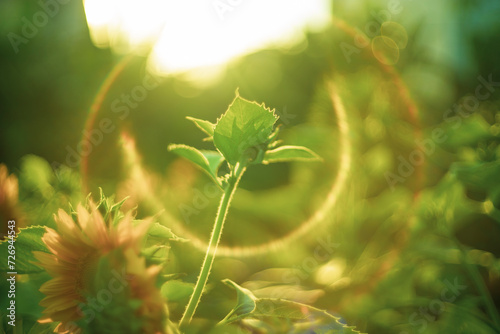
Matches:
[1,0,500,333]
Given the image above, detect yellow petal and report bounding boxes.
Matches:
[40,294,78,311]
[40,277,77,295]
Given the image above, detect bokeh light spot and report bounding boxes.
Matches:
[372,35,399,65]
[381,21,408,49]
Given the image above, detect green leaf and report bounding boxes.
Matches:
[15,272,50,320]
[142,244,169,263]
[161,280,194,302]
[168,144,224,186]
[186,116,215,141]
[262,145,321,164]
[220,280,362,333]
[0,226,49,274]
[201,150,226,180]
[95,188,128,225]
[148,222,186,242]
[440,114,494,149]
[19,155,55,199]
[219,279,257,325]
[214,94,278,166]
[451,160,500,207]
[451,160,500,190]
[144,223,186,263]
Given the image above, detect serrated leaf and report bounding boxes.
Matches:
[168,144,224,186]
[186,116,215,140]
[148,222,186,242]
[143,223,186,264]
[0,226,49,274]
[214,94,278,166]
[262,145,321,164]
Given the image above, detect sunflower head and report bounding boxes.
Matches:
[34,197,167,333]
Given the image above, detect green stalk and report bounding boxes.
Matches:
[179,165,245,329]
[459,245,500,328]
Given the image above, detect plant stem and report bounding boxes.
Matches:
[179,165,245,329]
[459,245,500,328]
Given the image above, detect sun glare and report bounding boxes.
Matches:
[83,0,331,75]
[83,0,169,53]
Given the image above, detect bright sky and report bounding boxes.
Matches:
[83,0,331,75]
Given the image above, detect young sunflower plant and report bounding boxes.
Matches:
[167,91,361,333]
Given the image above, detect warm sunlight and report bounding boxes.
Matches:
[83,0,331,74]
[83,0,169,52]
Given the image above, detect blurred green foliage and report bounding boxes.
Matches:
[2,0,500,333]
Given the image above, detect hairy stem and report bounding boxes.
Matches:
[179,165,245,329]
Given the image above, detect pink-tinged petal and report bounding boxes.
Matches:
[76,204,91,232]
[88,203,110,247]
[114,213,133,243]
[54,210,84,243]
[43,231,81,263]
[118,214,151,251]
[43,228,88,260]
[56,209,94,248]
[132,216,152,241]
[45,244,79,264]
[33,251,73,276]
